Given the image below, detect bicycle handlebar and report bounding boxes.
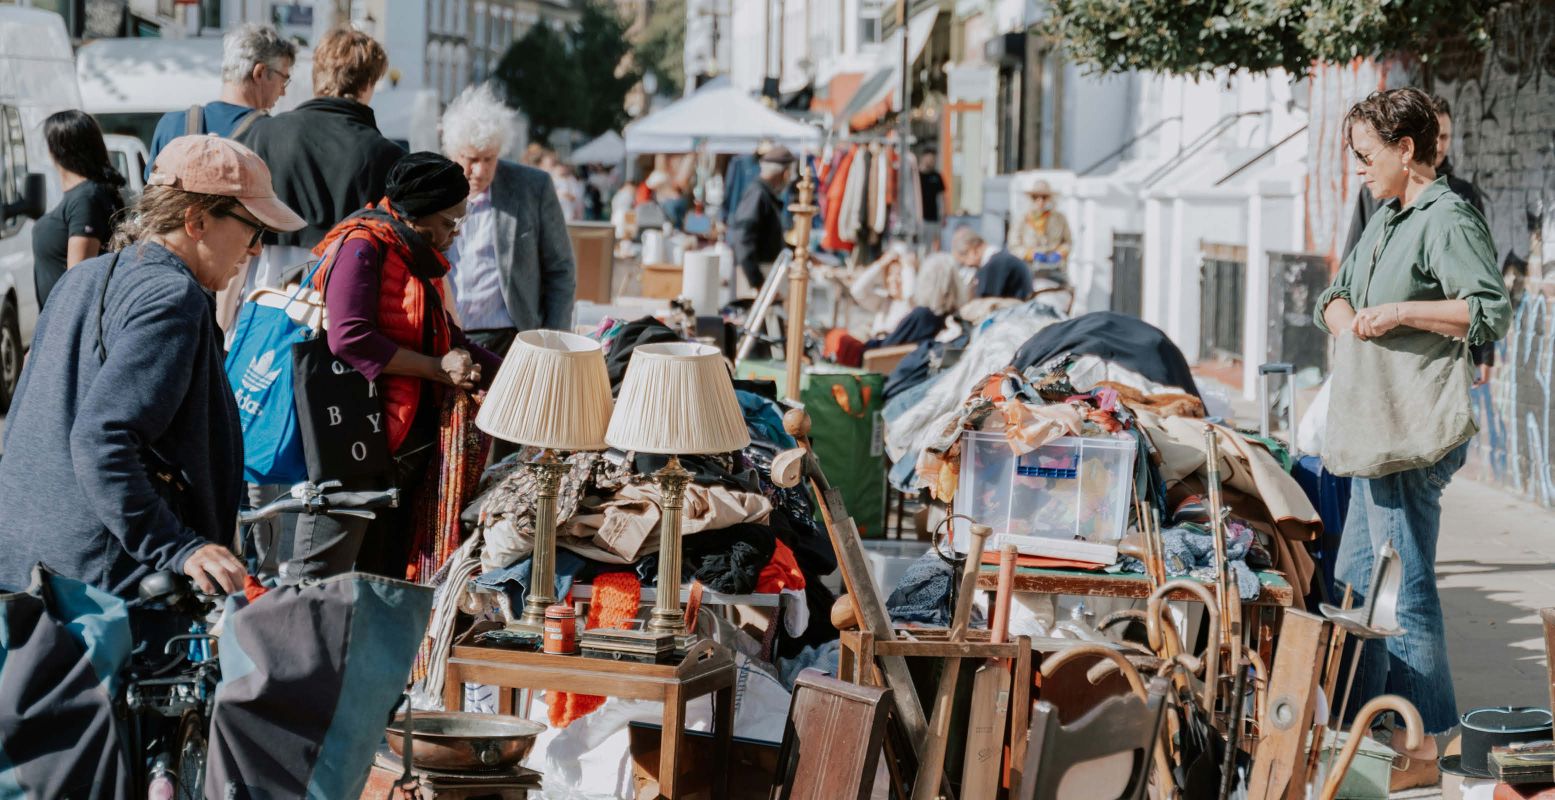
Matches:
[240,488,400,525]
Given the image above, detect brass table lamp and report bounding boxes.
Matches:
[475,329,613,631]
[605,342,750,640]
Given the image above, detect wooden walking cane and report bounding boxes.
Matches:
[911,523,991,800]
[961,544,1018,798]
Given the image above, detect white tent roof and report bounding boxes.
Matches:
[570,130,625,164]
[624,86,821,155]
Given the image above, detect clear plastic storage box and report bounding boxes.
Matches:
[952,431,1137,553]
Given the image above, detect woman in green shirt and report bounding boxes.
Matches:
[1314,87,1510,791]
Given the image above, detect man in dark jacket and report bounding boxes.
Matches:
[952,224,1033,300]
[236,27,404,291]
[730,146,795,292]
[1342,93,1495,383]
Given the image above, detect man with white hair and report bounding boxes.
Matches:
[441,83,576,357]
[144,23,296,177]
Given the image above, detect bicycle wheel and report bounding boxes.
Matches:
[172,712,208,800]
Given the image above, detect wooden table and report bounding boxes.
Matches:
[443,622,737,799]
[975,564,1295,607]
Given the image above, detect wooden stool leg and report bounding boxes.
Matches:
[443,663,463,712]
[714,684,734,799]
[660,686,685,799]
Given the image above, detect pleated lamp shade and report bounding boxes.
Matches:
[475,330,614,450]
[606,342,751,455]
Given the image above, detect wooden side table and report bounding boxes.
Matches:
[443,623,737,800]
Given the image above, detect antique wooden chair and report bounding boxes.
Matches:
[769,669,892,800]
[1018,675,1169,800]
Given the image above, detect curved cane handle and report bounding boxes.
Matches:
[1318,695,1424,800]
[1040,644,1149,699]
[1148,579,1221,712]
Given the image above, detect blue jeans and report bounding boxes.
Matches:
[1335,441,1468,734]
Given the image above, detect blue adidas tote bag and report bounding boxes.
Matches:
[224,262,324,485]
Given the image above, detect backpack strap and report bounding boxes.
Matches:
[95,251,122,365]
[229,109,265,141]
[185,105,204,137]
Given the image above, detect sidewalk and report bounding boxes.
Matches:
[1394,475,1553,800]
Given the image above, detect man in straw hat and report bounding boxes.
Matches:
[1011,179,1073,274]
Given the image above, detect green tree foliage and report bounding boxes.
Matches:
[1042,0,1497,77]
[635,0,686,96]
[495,1,639,141]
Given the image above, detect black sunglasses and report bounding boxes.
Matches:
[220,209,271,248]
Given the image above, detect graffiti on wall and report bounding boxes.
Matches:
[1434,0,1555,499]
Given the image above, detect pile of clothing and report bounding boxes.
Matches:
[458,317,841,692]
[817,142,921,259]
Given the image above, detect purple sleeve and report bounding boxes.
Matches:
[323,237,401,382]
[449,324,502,391]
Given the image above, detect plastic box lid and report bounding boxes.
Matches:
[952,431,1137,553]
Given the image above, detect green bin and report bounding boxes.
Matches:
[735,360,888,538]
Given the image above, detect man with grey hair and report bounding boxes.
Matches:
[441,83,575,357]
[144,23,296,177]
[951,224,1032,300]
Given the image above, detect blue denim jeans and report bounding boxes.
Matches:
[1334,441,1468,734]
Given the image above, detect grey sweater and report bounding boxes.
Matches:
[0,242,242,598]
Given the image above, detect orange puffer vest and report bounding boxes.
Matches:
[311,200,453,453]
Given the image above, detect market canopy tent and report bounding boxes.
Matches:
[570,130,626,165]
[624,86,822,155]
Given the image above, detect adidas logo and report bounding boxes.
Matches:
[241,350,284,394]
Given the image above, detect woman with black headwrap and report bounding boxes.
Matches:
[284,152,501,580]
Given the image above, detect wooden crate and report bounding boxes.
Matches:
[641,263,683,300]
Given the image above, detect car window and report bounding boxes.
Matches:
[110,150,129,180]
[0,105,22,237]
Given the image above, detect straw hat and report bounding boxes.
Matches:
[1026,180,1057,198]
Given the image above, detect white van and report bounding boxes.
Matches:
[0,6,79,411]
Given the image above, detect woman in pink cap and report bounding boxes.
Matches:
[0,134,305,602]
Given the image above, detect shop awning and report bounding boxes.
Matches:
[831,6,938,132]
[624,85,821,155]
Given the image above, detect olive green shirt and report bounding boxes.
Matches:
[1315,177,1510,346]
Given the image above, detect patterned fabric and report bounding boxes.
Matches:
[406,391,490,583]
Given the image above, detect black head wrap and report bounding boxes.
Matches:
[386,152,470,218]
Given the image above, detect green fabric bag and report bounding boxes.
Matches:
[734,361,888,538]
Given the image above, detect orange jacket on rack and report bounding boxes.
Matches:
[310,200,454,453]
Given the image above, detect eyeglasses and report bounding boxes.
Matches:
[221,209,271,248]
[438,210,467,233]
[271,67,292,89]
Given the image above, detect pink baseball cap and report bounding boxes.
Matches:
[147,135,306,233]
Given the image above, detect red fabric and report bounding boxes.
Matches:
[311,200,453,453]
[820,147,857,252]
[243,576,269,603]
[824,329,866,368]
[548,572,641,728]
[756,541,806,593]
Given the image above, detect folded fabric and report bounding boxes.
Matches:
[1120,522,1260,600]
[561,482,773,564]
[683,522,777,594]
[1002,398,1085,455]
[737,390,797,449]
[473,549,595,616]
[886,550,986,627]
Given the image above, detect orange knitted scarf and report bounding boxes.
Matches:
[547,571,642,727]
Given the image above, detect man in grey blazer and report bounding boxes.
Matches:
[442,84,577,357]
